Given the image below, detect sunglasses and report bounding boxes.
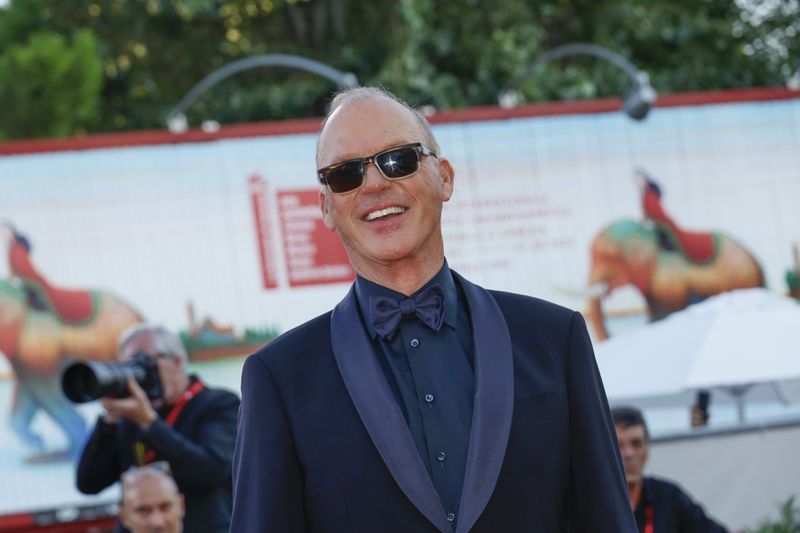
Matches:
[318,142,438,194]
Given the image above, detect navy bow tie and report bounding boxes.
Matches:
[370,284,445,340]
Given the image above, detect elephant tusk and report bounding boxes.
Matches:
[554,282,608,299]
[586,281,609,298]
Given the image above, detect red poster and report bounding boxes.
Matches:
[277,189,354,287]
[249,175,280,289]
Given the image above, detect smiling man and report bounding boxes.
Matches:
[231,86,636,532]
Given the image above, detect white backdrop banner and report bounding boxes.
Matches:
[0,92,798,520]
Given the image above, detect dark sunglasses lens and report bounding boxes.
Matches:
[324,161,366,193]
[376,147,420,178]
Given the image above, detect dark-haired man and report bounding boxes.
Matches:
[612,406,728,533]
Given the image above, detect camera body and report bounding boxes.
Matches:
[61,353,163,404]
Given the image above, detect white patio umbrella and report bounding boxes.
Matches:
[594,288,800,420]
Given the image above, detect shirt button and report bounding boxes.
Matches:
[436,451,446,462]
[447,513,455,523]
[424,393,434,403]
[410,338,420,348]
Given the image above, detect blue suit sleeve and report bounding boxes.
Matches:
[231,353,306,532]
[566,312,638,532]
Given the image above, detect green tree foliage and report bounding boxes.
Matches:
[377,0,798,109]
[0,0,797,139]
[0,29,102,139]
[748,496,800,533]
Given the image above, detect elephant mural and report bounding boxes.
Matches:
[0,279,142,462]
[587,219,765,340]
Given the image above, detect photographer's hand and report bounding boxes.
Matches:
[100,377,158,430]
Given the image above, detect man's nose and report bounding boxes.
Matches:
[362,162,390,193]
[619,444,632,459]
[147,511,167,528]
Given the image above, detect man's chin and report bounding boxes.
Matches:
[625,473,643,486]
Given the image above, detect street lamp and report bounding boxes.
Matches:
[498,43,657,121]
[165,54,359,133]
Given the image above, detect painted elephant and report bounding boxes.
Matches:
[0,279,142,462]
[587,220,765,340]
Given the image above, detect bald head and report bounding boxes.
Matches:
[316,87,440,168]
[121,467,179,501]
[120,467,184,533]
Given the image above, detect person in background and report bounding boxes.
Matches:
[690,390,711,428]
[612,406,728,533]
[119,462,184,533]
[636,171,715,265]
[76,323,239,533]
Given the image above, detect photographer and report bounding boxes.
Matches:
[75,324,239,533]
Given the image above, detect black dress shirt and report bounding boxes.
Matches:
[635,477,729,533]
[355,262,475,527]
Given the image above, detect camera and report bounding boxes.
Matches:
[61,353,163,403]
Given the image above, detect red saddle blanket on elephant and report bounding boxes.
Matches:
[644,191,716,264]
[40,286,94,324]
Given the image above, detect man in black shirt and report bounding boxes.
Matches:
[612,406,728,533]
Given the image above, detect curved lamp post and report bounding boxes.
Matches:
[498,43,657,121]
[165,54,359,133]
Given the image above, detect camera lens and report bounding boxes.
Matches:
[61,357,159,403]
[62,363,103,403]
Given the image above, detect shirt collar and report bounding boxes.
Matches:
[355,260,459,340]
[639,476,656,507]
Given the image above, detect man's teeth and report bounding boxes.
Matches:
[365,207,406,221]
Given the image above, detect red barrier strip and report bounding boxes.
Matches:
[0,87,797,156]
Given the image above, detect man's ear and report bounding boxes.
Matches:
[438,158,455,202]
[178,494,186,519]
[319,188,336,231]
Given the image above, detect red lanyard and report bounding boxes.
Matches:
[165,380,205,425]
[144,380,205,462]
[644,505,654,533]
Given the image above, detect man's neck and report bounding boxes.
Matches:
[628,480,643,510]
[354,254,445,296]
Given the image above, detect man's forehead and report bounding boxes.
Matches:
[125,479,178,503]
[616,424,647,438]
[121,335,155,357]
[318,96,425,164]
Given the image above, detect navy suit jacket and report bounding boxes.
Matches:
[232,273,636,532]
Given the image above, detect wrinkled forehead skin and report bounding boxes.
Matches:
[317,95,429,170]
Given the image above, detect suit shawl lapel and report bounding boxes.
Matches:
[453,273,514,533]
[330,277,514,533]
[330,286,450,532]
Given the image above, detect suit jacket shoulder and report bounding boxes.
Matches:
[249,311,333,368]
[489,288,576,325]
[487,288,584,363]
